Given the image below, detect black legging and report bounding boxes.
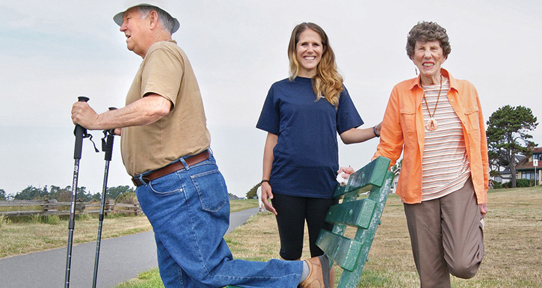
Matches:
[272,193,338,260]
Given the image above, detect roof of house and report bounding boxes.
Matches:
[494,147,541,172]
[516,157,541,170]
[516,147,542,171]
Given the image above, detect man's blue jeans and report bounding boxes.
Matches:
[135,152,302,288]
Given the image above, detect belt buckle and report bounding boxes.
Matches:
[132,174,149,187]
[138,174,147,186]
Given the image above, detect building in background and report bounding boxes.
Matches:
[498,147,541,186]
[515,147,541,185]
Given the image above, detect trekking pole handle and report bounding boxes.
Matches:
[78,96,90,102]
[73,96,90,160]
[103,107,117,161]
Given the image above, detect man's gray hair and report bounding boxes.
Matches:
[138,5,176,34]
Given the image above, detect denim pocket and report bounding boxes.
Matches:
[148,173,182,195]
[191,169,228,212]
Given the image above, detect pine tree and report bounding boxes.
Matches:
[486,105,538,187]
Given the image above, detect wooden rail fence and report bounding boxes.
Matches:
[0,199,142,217]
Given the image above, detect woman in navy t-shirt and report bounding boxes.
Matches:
[256,22,381,268]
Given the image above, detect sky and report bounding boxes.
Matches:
[1,0,541,197]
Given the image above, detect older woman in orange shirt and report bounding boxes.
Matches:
[343,21,488,287]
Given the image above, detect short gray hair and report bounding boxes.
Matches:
[406,21,451,59]
[137,5,176,33]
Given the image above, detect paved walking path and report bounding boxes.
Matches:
[0,207,259,288]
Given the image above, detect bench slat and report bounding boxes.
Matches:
[317,230,362,272]
[324,199,376,229]
[333,156,391,199]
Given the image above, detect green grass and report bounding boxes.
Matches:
[116,268,165,288]
[229,198,258,212]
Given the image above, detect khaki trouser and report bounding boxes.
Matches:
[404,178,485,288]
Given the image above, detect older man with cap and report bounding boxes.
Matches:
[71,3,331,288]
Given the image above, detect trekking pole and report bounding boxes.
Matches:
[92,107,116,288]
[64,96,89,288]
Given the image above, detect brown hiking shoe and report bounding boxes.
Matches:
[299,255,330,288]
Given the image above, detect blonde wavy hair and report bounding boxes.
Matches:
[288,22,343,107]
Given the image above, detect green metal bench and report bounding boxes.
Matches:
[316,156,393,287]
[226,156,393,288]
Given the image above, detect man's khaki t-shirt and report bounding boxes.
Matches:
[121,40,211,176]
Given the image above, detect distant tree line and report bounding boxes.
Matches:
[0,185,134,202]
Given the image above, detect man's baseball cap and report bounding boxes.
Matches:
[113,3,180,33]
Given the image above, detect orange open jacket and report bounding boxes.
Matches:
[373,69,489,204]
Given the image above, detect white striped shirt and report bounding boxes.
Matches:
[421,78,470,201]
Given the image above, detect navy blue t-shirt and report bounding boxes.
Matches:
[256,77,364,199]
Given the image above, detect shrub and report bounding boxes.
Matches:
[30,214,42,223]
[516,179,533,187]
[116,192,138,205]
[75,213,92,221]
[0,214,9,227]
[45,215,61,225]
[502,179,535,188]
[106,213,126,219]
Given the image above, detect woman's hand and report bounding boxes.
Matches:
[261,182,277,215]
[479,203,488,217]
[337,166,355,178]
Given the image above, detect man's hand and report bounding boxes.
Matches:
[71,101,99,129]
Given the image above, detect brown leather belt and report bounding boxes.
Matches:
[131,150,210,187]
